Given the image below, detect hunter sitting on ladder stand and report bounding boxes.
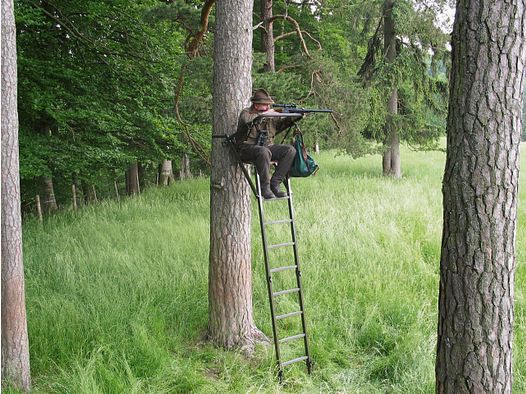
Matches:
[235,89,303,199]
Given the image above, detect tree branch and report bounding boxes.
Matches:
[330,112,343,135]
[172,66,211,166]
[357,15,383,82]
[266,14,311,57]
[31,1,91,45]
[170,0,216,165]
[276,63,302,72]
[274,29,322,50]
[186,0,215,57]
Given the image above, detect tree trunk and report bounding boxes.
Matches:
[1,0,31,389]
[159,160,174,186]
[382,0,401,178]
[179,154,193,180]
[209,0,267,352]
[80,181,90,205]
[436,1,526,392]
[137,162,144,193]
[126,162,139,195]
[42,176,58,213]
[261,0,275,72]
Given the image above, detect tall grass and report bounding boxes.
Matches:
[17,144,526,393]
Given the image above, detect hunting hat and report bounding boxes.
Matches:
[250,88,274,104]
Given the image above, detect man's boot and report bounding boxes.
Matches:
[270,179,287,198]
[261,184,275,199]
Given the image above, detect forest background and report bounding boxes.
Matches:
[4,0,526,392]
[16,0,509,211]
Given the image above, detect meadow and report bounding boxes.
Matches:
[18,144,526,393]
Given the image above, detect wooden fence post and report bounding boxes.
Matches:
[114,180,120,201]
[92,185,98,203]
[72,184,78,210]
[36,195,43,222]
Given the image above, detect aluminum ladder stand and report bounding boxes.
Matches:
[219,135,312,381]
[253,170,313,382]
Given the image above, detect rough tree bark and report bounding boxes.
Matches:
[1,0,32,389]
[208,0,267,353]
[179,154,193,180]
[261,0,275,72]
[159,160,175,186]
[42,176,58,212]
[436,1,526,392]
[382,0,401,178]
[126,162,140,195]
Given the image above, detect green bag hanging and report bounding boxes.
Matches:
[289,131,319,177]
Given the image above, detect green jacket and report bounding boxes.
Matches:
[235,107,297,148]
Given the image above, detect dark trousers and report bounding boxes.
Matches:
[239,144,296,189]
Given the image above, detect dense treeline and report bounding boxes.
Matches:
[16,0,451,213]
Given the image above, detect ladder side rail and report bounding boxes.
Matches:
[285,177,313,373]
[225,138,258,197]
[255,171,283,375]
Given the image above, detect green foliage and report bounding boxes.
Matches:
[250,0,450,159]
[22,143,526,392]
[15,0,205,207]
[16,0,455,209]
[354,0,450,151]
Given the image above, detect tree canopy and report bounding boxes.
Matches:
[15,0,452,209]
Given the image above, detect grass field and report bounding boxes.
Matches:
[18,144,526,393]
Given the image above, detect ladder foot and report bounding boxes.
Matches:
[278,369,283,384]
[307,358,313,374]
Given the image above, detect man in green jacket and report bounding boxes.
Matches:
[236,89,301,199]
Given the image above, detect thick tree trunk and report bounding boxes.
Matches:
[80,181,89,205]
[159,160,175,186]
[126,162,139,195]
[42,176,58,212]
[80,181,98,203]
[436,1,526,392]
[209,0,267,352]
[1,0,31,389]
[382,0,401,178]
[179,154,193,180]
[261,0,275,72]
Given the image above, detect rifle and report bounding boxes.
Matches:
[247,104,332,144]
[272,103,333,114]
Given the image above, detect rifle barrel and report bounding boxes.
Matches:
[289,108,333,113]
[273,103,296,108]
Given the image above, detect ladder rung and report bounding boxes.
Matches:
[270,265,297,273]
[276,311,303,320]
[272,288,300,297]
[265,219,292,226]
[264,196,289,202]
[281,356,308,367]
[268,242,294,249]
[279,333,306,343]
